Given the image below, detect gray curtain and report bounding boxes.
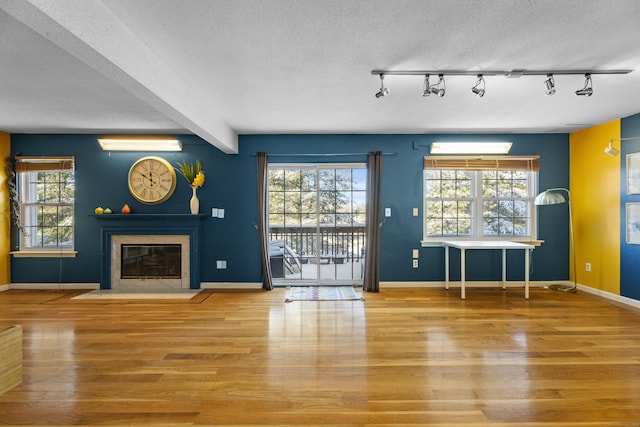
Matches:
[257,152,273,290]
[363,151,382,292]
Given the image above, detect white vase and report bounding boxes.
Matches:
[190,186,199,214]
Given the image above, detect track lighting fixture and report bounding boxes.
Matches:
[429,74,445,97]
[544,74,556,95]
[471,75,485,97]
[575,73,593,96]
[374,73,390,98]
[371,68,631,99]
[422,75,430,97]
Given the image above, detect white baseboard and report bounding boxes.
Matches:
[9,283,100,290]
[0,284,9,293]
[577,284,640,310]
[200,282,263,290]
[380,280,552,289]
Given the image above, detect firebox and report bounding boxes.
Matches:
[121,244,182,279]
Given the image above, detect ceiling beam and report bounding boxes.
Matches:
[0,0,238,154]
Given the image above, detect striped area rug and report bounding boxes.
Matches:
[285,286,363,302]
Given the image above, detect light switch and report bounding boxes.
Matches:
[211,208,218,217]
[385,207,391,217]
[412,249,419,258]
[217,209,225,219]
[412,207,419,216]
[216,260,227,269]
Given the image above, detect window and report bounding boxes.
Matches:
[422,156,539,243]
[15,156,75,255]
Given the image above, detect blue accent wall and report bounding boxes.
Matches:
[620,113,640,300]
[10,133,569,285]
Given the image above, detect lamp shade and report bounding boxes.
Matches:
[534,189,568,205]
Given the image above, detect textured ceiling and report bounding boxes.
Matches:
[1,0,640,153]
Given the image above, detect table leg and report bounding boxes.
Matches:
[525,249,530,300]
[444,245,450,291]
[502,248,507,290]
[460,248,466,300]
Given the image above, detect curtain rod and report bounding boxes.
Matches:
[250,152,396,157]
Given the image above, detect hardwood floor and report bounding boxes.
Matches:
[0,287,639,426]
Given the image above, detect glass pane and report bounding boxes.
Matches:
[336,191,352,212]
[269,192,284,213]
[269,169,284,191]
[441,178,456,196]
[284,191,301,213]
[457,179,471,197]
[457,201,471,218]
[513,218,528,236]
[300,170,315,191]
[352,169,366,190]
[299,191,316,214]
[425,170,440,179]
[483,200,498,217]
[319,194,336,213]
[499,218,514,235]
[335,169,352,190]
[443,219,458,235]
[352,191,366,212]
[498,200,514,217]
[426,200,443,217]
[513,200,527,218]
[483,179,497,197]
[283,214,301,227]
[458,219,471,236]
[512,179,528,197]
[426,179,442,198]
[284,170,301,190]
[319,169,335,190]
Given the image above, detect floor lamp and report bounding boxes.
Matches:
[534,188,577,292]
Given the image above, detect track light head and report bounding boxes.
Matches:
[422,75,430,97]
[575,73,593,96]
[471,74,485,97]
[544,74,556,95]
[429,74,446,97]
[604,140,619,156]
[375,73,390,98]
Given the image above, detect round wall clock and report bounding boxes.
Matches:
[127,156,177,204]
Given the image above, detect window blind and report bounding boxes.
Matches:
[15,156,74,172]
[423,155,540,171]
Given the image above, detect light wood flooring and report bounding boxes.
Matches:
[0,287,639,426]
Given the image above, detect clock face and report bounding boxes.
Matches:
[127,156,177,204]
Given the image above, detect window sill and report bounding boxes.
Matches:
[11,250,77,258]
[421,239,544,247]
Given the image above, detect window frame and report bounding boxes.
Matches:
[421,155,539,245]
[11,156,77,258]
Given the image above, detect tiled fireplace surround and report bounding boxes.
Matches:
[96,214,204,290]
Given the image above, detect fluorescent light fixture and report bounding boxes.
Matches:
[98,136,182,151]
[430,142,512,154]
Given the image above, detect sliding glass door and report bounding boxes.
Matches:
[268,164,366,285]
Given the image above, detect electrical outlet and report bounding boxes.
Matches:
[586,262,591,272]
[385,207,391,217]
[412,259,419,268]
[216,260,227,269]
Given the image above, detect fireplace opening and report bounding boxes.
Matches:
[121,244,182,279]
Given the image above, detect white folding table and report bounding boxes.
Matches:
[442,240,535,300]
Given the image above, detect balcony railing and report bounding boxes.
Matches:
[268,223,366,281]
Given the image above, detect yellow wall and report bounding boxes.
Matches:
[570,120,620,294]
[0,131,10,286]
